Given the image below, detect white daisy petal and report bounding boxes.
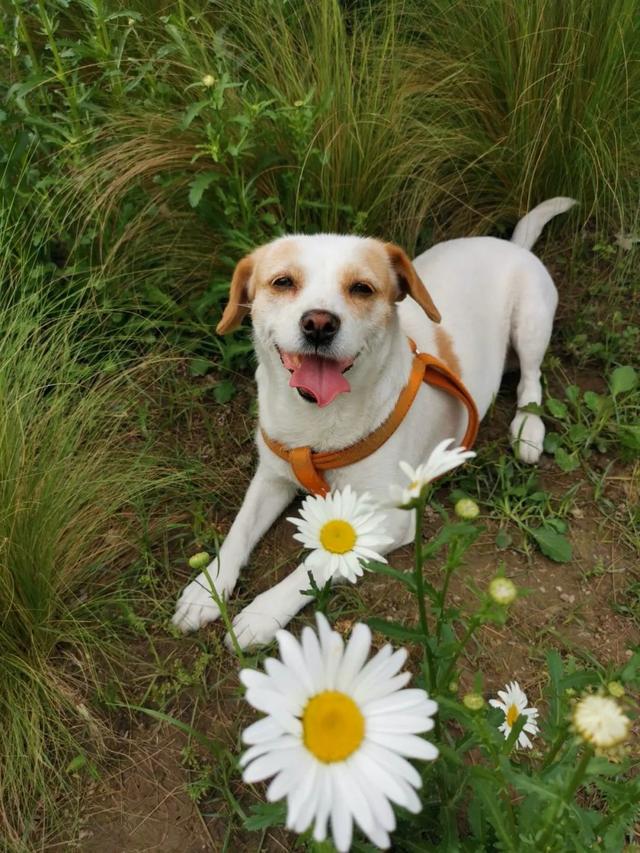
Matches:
[242,746,304,784]
[347,754,396,833]
[240,735,300,767]
[349,748,412,808]
[242,715,286,745]
[361,741,423,788]
[363,689,433,716]
[367,713,435,735]
[336,623,372,690]
[368,732,439,760]
[313,766,333,842]
[329,768,353,853]
[301,625,326,693]
[276,630,316,695]
[334,761,376,838]
[286,755,319,831]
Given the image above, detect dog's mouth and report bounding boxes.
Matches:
[276,347,356,407]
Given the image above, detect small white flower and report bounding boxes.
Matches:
[201,73,215,87]
[488,577,517,605]
[239,613,439,852]
[572,694,630,751]
[389,438,475,507]
[489,681,539,749]
[287,486,392,583]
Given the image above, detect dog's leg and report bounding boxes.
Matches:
[509,269,557,464]
[172,467,297,632]
[226,508,414,650]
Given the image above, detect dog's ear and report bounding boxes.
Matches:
[384,243,441,324]
[216,255,255,334]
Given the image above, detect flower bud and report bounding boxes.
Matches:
[454,498,480,519]
[188,551,210,570]
[607,681,625,698]
[463,692,485,711]
[202,74,215,88]
[488,576,517,605]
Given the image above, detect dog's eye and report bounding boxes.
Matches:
[272,276,295,290]
[350,281,374,296]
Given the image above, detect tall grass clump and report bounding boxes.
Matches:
[0,208,169,847]
[414,0,640,232]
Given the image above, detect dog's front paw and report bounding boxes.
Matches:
[510,411,545,464]
[225,596,290,651]
[172,574,225,633]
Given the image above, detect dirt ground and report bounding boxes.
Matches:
[56,369,639,853]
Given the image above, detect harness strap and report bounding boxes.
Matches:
[261,339,479,496]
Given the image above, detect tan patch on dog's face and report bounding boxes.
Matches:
[339,241,397,318]
[251,239,306,299]
[435,326,462,376]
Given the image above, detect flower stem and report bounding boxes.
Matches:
[413,498,436,692]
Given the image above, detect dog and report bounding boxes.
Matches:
[172,197,576,648]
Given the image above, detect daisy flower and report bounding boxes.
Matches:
[287,485,392,583]
[389,438,476,507]
[239,613,438,851]
[572,694,630,752]
[489,681,540,749]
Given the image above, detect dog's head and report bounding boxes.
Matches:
[217,235,440,407]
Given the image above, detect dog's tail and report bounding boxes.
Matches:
[511,197,577,251]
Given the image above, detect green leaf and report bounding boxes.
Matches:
[214,379,236,404]
[243,801,286,831]
[529,526,572,562]
[189,357,214,377]
[367,617,423,643]
[364,560,417,592]
[565,384,581,405]
[583,390,606,414]
[188,172,218,208]
[617,424,640,453]
[180,99,209,129]
[495,529,512,549]
[543,431,562,453]
[546,397,569,419]
[609,365,637,396]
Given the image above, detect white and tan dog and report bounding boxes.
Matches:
[173,197,575,647]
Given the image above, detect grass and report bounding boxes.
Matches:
[0,0,639,848]
[0,203,185,848]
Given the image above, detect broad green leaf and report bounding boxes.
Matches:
[546,397,569,419]
[188,171,217,207]
[529,526,572,562]
[543,431,562,453]
[609,365,637,396]
[583,390,606,414]
[553,447,580,473]
[214,379,236,404]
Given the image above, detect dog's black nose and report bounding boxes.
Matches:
[300,310,341,346]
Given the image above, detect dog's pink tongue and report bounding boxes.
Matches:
[282,353,351,407]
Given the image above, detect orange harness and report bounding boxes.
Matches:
[261,339,479,496]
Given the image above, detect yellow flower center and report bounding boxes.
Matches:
[319,519,357,554]
[302,691,365,762]
[506,703,520,727]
